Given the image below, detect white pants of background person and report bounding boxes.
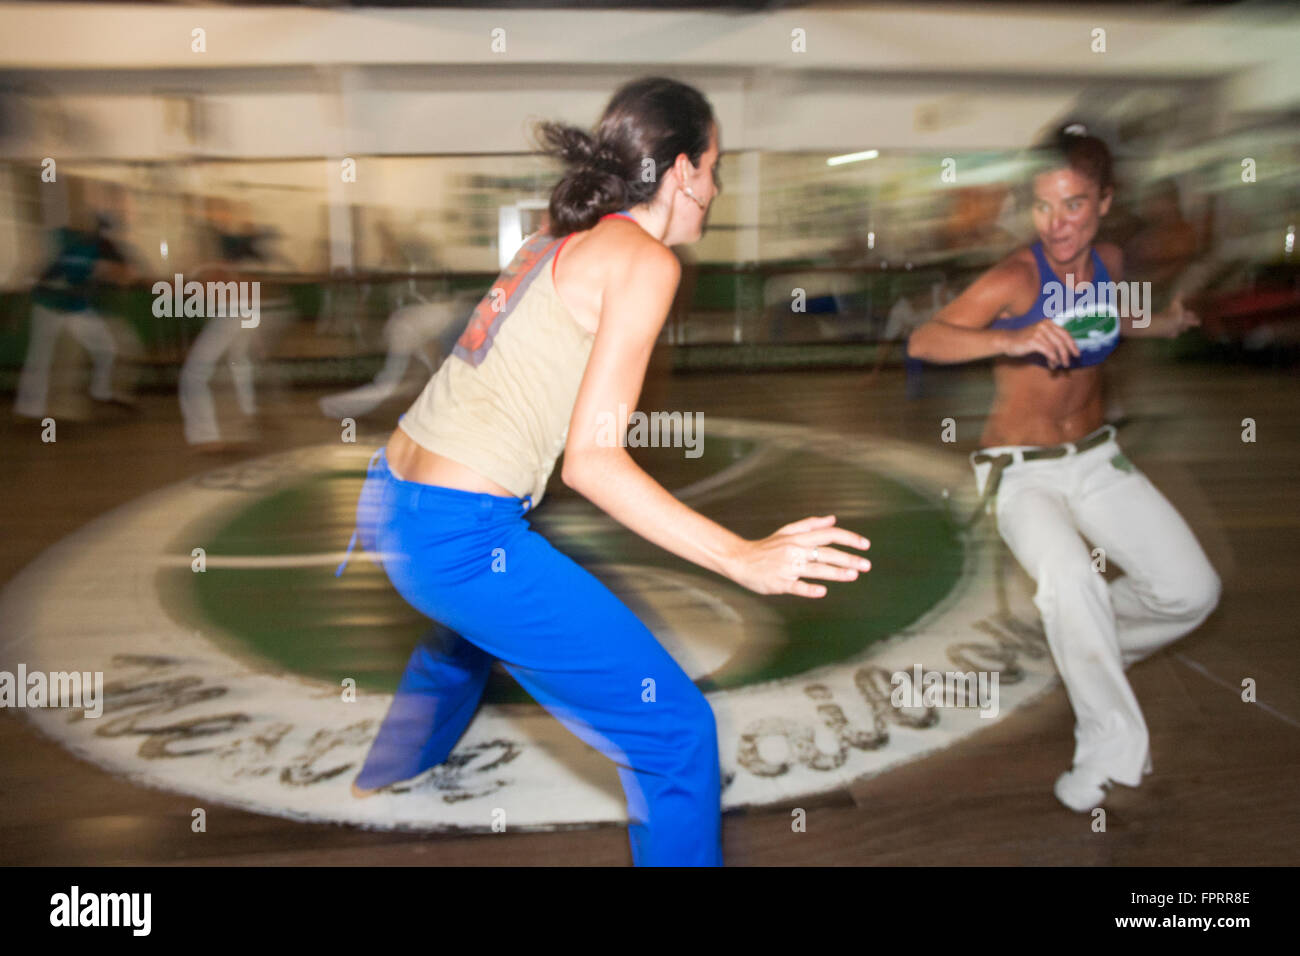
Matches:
[15,304,118,419]
[318,299,459,421]
[179,313,257,445]
[972,428,1220,797]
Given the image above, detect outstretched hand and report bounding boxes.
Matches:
[730,514,871,598]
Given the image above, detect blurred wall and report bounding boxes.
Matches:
[0,3,1295,287]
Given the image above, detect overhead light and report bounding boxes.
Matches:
[827,150,879,167]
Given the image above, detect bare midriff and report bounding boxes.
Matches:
[385,425,516,497]
[980,360,1105,448]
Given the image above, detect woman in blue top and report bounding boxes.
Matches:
[908,124,1220,813]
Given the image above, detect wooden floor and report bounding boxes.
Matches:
[2,344,1297,866]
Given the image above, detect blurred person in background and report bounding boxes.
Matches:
[15,177,137,419]
[869,276,951,399]
[1123,178,1200,314]
[318,225,465,421]
[1096,178,1203,426]
[318,293,465,421]
[179,197,291,450]
[908,123,1219,814]
[941,184,1018,270]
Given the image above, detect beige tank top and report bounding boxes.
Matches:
[397,230,596,507]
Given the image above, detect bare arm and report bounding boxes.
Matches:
[907,258,1080,369]
[1101,244,1201,339]
[562,235,870,598]
[1121,299,1199,338]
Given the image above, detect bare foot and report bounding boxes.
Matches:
[351,781,379,799]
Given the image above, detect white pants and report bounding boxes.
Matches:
[179,314,259,445]
[179,294,291,445]
[974,432,1220,786]
[318,300,458,420]
[15,304,116,418]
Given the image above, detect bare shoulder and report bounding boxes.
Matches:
[598,218,679,284]
[974,247,1039,301]
[1000,245,1042,285]
[930,247,1037,330]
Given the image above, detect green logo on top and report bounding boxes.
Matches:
[1060,310,1119,350]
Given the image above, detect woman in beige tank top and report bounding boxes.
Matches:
[345,78,872,866]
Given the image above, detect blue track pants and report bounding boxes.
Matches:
[340,448,723,866]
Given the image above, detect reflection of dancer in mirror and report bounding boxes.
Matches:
[336,78,872,866]
[318,227,464,421]
[179,198,291,450]
[317,297,463,420]
[908,124,1220,812]
[15,178,137,419]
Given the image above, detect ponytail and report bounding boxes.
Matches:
[537,122,630,236]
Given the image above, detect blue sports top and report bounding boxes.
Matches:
[989,241,1121,370]
[31,226,125,313]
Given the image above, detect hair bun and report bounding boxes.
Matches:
[587,142,626,176]
[537,123,598,166]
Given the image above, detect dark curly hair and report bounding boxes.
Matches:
[536,77,715,237]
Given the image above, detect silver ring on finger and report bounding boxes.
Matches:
[811,547,819,563]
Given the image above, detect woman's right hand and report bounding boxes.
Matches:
[1002,319,1080,369]
[729,515,871,598]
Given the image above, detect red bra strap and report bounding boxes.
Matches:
[552,234,575,281]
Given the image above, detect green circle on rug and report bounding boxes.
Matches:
[169,435,963,704]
